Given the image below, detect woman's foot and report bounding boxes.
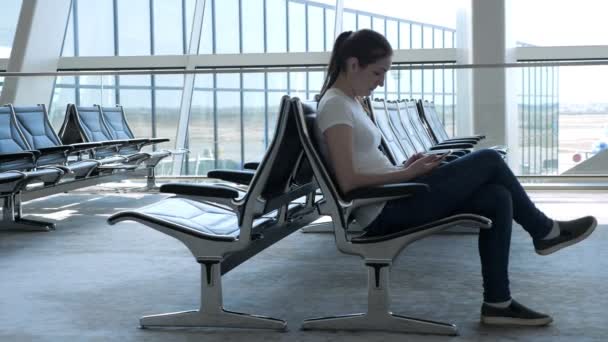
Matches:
[533,216,597,255]
[481,299,553,326]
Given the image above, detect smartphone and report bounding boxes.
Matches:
[434,150,453,160]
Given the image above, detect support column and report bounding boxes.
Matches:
[470,0,518,166]
[0,0,72,105]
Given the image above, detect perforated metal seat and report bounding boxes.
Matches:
[107,95,319,330]
[292,97,491,335]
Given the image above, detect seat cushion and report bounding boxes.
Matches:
[128,198,272,241]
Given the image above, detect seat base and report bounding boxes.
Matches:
[140,309,286,331]
[0,218,55,232]
[302,312,457,335]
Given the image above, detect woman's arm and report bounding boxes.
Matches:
[324,124,442,194]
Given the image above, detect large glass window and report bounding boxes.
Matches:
[512,0,608,46]
[77,0,114,56]
[343,0,458,50]
[0,0,22,58]
[154,0,185,55]
[117,0,151,56]
[200,0,336,54]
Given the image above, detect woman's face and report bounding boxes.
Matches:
[348,55,392,97]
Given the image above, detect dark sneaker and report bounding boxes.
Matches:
[481,300,553,326]
[533,216,597,256]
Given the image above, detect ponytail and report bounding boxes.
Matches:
[318,29,393,102]
[319,31,353,100]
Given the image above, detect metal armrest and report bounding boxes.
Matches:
[160,183,241,199]
[243,162,259,170]
[207,169,254,186]
[37,145,74,156]
[429,143,474,150]
[344,183,429,202]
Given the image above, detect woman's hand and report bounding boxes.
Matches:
[402,152,424,168]
[403,154,443,179]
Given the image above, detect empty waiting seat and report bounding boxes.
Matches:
[107,95,319,330]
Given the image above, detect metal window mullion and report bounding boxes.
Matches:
[264,71,269,147]
[322,7,326,51]
[213,73,218,169]
[263,0,267,53]
[545,67,552,174]
[240,72,245,166]
[211,0,216,54]
[305,3,309,52]
[238,0,243,54]
[286,0,290,52]
[334,0,343,38]
[182,0,187,54]
[73,0,80,104]
[113,0,120,104]
[526,67,533,174]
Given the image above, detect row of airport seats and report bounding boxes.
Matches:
[107,95,491,335]
[0,103,183,232]
[369,98,507,166]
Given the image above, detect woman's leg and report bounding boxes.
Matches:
[369,149,552,240]
[457,184,513,303]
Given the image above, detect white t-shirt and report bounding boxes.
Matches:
[315,88,398,227]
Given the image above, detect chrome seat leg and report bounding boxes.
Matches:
[140,261,286,330]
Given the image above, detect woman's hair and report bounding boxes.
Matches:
[319,29,393,100]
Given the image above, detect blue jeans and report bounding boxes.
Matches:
[366,149,553,302]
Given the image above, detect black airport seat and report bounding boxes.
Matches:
[292,97,491,335]
[11,104,100,179]
[107,95,319,330]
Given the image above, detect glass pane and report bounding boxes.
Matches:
[49,87,76,130]
[289,71,306,98]
[62,6,75,57]
[155,89,181,151]
[199,0,213,54]
[117,0,151,56]
[266,0,286,52]
[288,1,305,52]
[399,22,410,49]
[325,9,335,51]
[0,0,22,58]
[372,17,384,35]
[118,89,153,138]
[267,72,287,90]
[79,88,116,106]
[119,75,151,87]
[242,0,264,53]
[422,25,433,48]
[185,0,196,48]
[307,5,324,52]
[155,74,184,88]
[308,70,325,95]
[216,73,240,90]
[386,20,398,49]
[243,91,266,163]
[188,90,215,175]
[411,24,421,48]
[194,73,213,89]
[77,0,114,56]
[217,91,241,168]
[434,28,444,48]
[342,11,356,32]
[243,72,264,90]
[343,0,458,47]
[154,0,184,55]
[513,0,608,46]
[357,14,371,30]
[215,0,239,54]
